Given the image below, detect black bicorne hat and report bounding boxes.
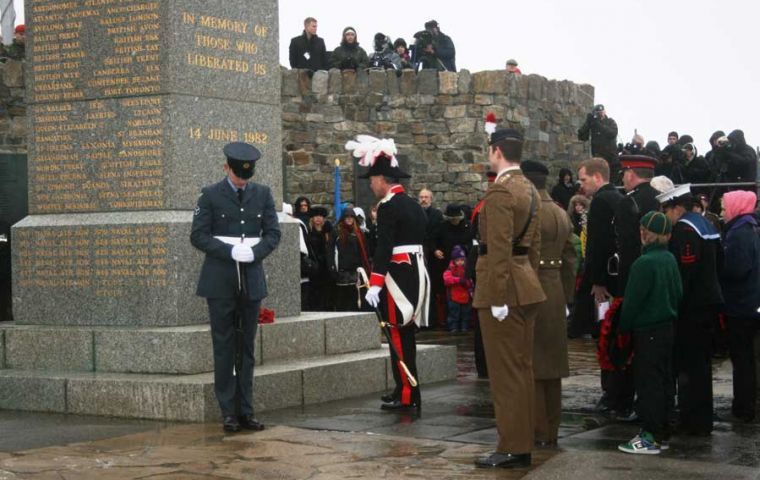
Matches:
[358,154,411,179]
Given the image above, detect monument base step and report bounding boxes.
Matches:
[0,344,457,422]
[0,312,381,375]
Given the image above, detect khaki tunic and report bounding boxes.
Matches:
[473,169,546,309]
[533,190,576,380]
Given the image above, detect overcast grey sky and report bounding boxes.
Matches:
[13,0,759,153]
[278,0,759,154]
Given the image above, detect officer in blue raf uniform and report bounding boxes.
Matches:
[190,142,281,433]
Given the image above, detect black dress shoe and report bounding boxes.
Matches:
[238,415,265,431]
[381,392,399,403]
[474,452,531,469]
[534,440,558,449]
[223,415,241,433]
[380,400,419,412]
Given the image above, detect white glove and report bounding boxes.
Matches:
[491,305,509,321]
[365,286,382,308]
[231,244,254,263]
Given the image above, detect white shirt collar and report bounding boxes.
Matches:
[496,165,520,181]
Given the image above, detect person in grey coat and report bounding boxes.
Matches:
[190,142,281,433]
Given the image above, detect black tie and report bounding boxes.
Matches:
[237,188,244,203]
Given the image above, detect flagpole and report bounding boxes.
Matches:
[334,159,342,221]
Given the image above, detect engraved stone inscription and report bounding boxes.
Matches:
[15,224,170,298]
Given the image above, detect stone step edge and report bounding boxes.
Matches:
[0,344,449,383]
[0,311,376,332]
[0,344,457,420]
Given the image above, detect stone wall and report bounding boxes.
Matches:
[282,68,594,208]
[0,60,27,153]
[0,60,595,208]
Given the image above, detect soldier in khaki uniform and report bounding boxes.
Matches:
[474,129,546,469]
[522,160,577,448]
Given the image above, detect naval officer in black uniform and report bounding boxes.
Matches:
[190,142,281,432]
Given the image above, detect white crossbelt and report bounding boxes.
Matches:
[392,245,424,255]
[387,245,429,328]
[214,236,261,247]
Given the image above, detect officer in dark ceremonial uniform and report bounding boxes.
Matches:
[615,155,661,292]
[190,142,281,433]
[346,135,429,414]
[608,154,660,420]
[658,184,723,435]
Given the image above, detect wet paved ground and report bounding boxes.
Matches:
[0,332,758,479]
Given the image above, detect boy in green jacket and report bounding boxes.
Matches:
[618,211,682,455]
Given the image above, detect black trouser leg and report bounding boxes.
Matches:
[335,285,358,311]
[300,282,309,311]
[634,325,673,442]
[727,316,758,420]
[570,272,594,337]
[676,309,715,433]
[603,368,634,412]
[474,310,488,378]
[208,297,260,417]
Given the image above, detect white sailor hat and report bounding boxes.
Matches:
[656,183,692,205]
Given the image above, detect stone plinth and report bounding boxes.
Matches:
[27,95,282,214]
[26,0,282,212]
[11,211,299,325]
[0,344,456,421]
[14,0,293,329]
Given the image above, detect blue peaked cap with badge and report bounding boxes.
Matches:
[224,142,261,180]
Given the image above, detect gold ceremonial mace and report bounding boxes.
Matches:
[357,269,418,387]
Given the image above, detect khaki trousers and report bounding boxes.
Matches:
[534,378,562,442]
[479,304,537,454]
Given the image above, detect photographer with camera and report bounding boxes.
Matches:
[411,20,456,72]
[578,104,620,178]
[714,129,758,190]
[655,144,686,184]
[369,33,403,73]
[331,27,369,71]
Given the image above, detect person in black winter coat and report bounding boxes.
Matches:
[704,130,726,178]
[550,168,579,210]
[293,196,311,224]
[331,27,369,71]
[577,105,619,176]
[424,20,456,72]
[719,190,760,422]
[329,209,370,311]
[713,129,758,189]
[0,219,11,322]
[305,207,333,311]
[368,33,403,71]
[436,204,473,263]
[288,17,328,71]
[681,143,712,195]
[419,188,446,328]
[656,144,686,184]
[573,158,623,412]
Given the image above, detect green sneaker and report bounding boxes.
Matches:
[618,431,661,455]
